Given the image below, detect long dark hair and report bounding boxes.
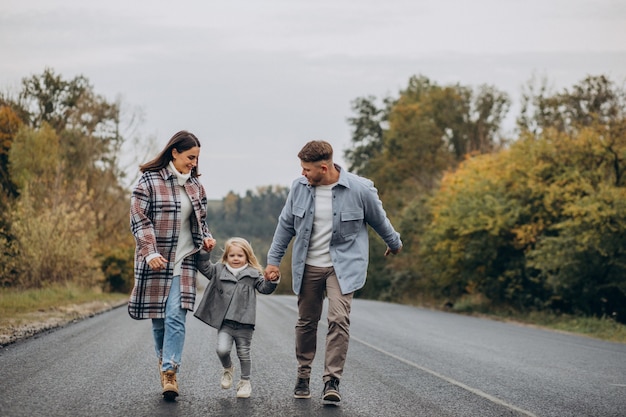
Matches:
[140,130,202,177]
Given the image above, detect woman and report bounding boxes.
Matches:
[129,130,216,401]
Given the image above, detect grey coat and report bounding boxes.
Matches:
[193,251,277,329]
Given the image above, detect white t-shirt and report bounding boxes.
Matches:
[306,183,335,267]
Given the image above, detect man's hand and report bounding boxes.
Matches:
[384,246,402,257]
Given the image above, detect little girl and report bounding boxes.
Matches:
[194,237,279,398]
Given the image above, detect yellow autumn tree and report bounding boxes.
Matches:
[419,125,626,320]
[4,125,103,288]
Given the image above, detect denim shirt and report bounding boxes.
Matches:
[267,166,402,295]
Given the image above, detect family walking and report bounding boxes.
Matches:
[128,131,402,404]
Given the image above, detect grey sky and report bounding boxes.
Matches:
[2,0,625,199]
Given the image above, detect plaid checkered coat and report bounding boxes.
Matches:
[128,167,212,320]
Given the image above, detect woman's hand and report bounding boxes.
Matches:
[148,255,168,271]
[203,237,216,252]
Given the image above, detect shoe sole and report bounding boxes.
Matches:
[322,392,341,403]
[163,390,178,402]
[322,397,341,406]
[294,392,312,399]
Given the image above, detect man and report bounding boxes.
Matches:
[264,140,402,404]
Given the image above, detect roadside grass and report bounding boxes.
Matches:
[450,294,626,344]
[0,284,127,324]
[2,285,625,345]
[516,311,626,343]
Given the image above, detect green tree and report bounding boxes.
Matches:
[423,143,545,307]
[3,125,103,288]
[346,75,511,300]
[20,68,90,131]
[346,75,510,213]
[345,95,390,176]
[0,105,23,220]
[18,69,129,245]
[518,75,625,136]
[8,123,62,205]
[207,186,288,257]
[522,127,626,319]
[1,69,139,291]
[419,125,626,321]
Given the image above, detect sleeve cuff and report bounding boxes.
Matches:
[146,253,161,263]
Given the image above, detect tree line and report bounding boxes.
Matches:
[1,69,624,324]
[345,74,626,323]
[0,68,135,292]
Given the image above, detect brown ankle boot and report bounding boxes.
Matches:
[162,370,179,401]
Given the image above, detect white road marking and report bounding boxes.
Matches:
[352,335,539,417]
[280,299,538,417]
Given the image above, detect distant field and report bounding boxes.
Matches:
[206,199,222,211]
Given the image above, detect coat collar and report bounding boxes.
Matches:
[219,263,261,279]
[158,167,174,181]
[158,166,199,185]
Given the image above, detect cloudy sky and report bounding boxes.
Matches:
[1,0,625,199]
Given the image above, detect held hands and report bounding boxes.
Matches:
[203,237,217,252]
[264,264,281,282]
[384,246,402,257]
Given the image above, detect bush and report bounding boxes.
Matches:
[7,188,103,288]
[100,242,134,293]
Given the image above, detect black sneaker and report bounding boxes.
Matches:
[294,377,311,399]
[322,377,341,404]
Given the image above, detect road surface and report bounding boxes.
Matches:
[1,295,625,416]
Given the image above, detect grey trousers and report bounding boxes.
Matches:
[295,265,353,382]
[216,321,254,380]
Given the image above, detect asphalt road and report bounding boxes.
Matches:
[1,295,625,417]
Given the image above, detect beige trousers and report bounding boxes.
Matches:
[295,265,353,382]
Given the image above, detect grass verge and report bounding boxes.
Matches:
[3,286,625,345]
[501,311,626,343]
[450,294,626,344]
[0,284,127,320]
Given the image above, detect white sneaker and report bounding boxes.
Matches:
[236,379,251,398]
[221,366,234,389]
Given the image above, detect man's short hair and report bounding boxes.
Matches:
[298,140,333,163]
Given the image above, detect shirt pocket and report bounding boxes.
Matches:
[340,209,363,238]
[153,202,177,222]
[293,205,306,230]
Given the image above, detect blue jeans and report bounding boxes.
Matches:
[152,275,188,372]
